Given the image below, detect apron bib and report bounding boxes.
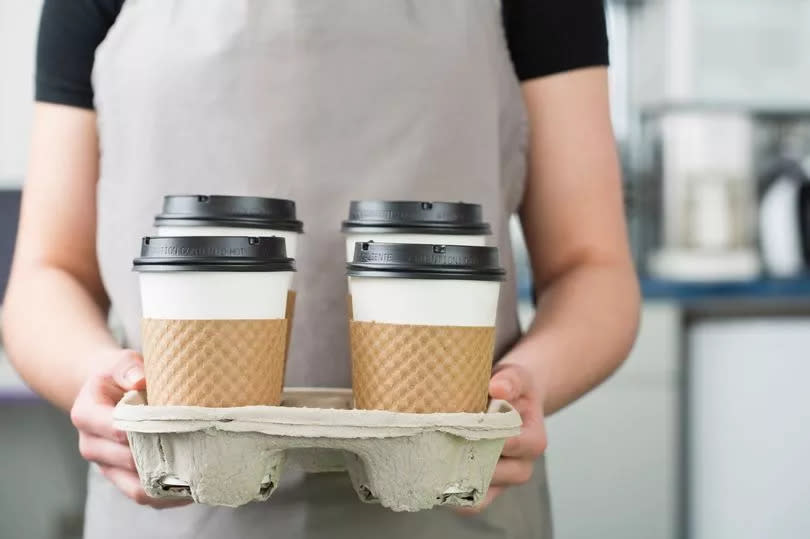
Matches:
[88,1,550,537]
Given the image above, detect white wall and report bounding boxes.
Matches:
[629,0,810,108]
[0,0,42,187]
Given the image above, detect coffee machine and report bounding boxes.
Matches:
[630,105,810,280]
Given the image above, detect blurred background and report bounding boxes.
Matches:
[2,1,810,538]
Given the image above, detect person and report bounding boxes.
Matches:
[1,1,640,537]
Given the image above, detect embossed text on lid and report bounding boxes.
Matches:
[133,236,296,272]
[347,242,505,281]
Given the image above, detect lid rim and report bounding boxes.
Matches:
[155,216,304,232]
[346,267,505,282]
[133,262,296,273]
[133,236,294,273]
[341,223,491,234]
[347,242,506,281]
[344,200,490,232]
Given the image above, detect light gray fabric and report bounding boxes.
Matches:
[88,0,549,537]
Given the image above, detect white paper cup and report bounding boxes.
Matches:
[139,270,292,320]
[341,201,491,262]
[347,242,503,325]
[349,277,499,326]
[346,242,505,413]
[133,236,295,407]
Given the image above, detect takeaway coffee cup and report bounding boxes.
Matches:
[341,201,491,262]
[155,195,302,351]
[346,242,505,413]
[154,195,303,258]
[133,236,295,407]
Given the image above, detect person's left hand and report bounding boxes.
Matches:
[458,361,547,514]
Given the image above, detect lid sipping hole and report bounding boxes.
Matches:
[433,245,446,254]
[197,195,210,202]
[248,237,260,245]
[143,237,150,245]
[361,242,370,251]
[421,202,433,210]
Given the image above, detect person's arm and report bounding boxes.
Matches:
[3,2,187,508]
[2,104,118,410]
[512,66,640,414]
[462,66,640,512]
[1,104,186,509]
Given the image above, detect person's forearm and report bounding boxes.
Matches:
[2,265,119,411]
[503,260,640,415]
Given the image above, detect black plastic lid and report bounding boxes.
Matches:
[341,201,491,234]
[133,236,296,272]
[154,195,303,232]
[347,242,505,281]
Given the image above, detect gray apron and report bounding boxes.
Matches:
[88,1,551,537]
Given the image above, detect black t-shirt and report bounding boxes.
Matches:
[36,0,609,110]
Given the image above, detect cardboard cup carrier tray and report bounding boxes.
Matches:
[113,388,521,511]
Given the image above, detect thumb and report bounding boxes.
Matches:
[489,364,525,402]
[110,351,146,391]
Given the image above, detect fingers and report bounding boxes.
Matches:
[501,418,547,459]
[99,466,192,509]
[79,433,136,470]
[71,349,146,443]
[490,457,534,487]
[455,486,504,515]
[71,380,128,443]
[489,363,528,402]
[70,382,127,444]
[110,350,146,392]
[456,451,537,516]
[72,351,186,510]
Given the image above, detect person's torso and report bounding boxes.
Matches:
[89,1,547,537]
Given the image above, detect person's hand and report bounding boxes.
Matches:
[458,362,547,514]
[70,349,190,509]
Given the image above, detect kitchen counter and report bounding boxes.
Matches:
[640,277,810,318]
[641,276,810,300]
[547,277,810,539]
[640,277,810,319]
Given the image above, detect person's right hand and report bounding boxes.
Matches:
[70,349,191,509]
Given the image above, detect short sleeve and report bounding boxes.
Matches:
[503,0,609,82]
[35,0,124,109]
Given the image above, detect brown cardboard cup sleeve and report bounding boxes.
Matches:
[349,321,495,413]
[284,290,296,371]
[142,318,288,407]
